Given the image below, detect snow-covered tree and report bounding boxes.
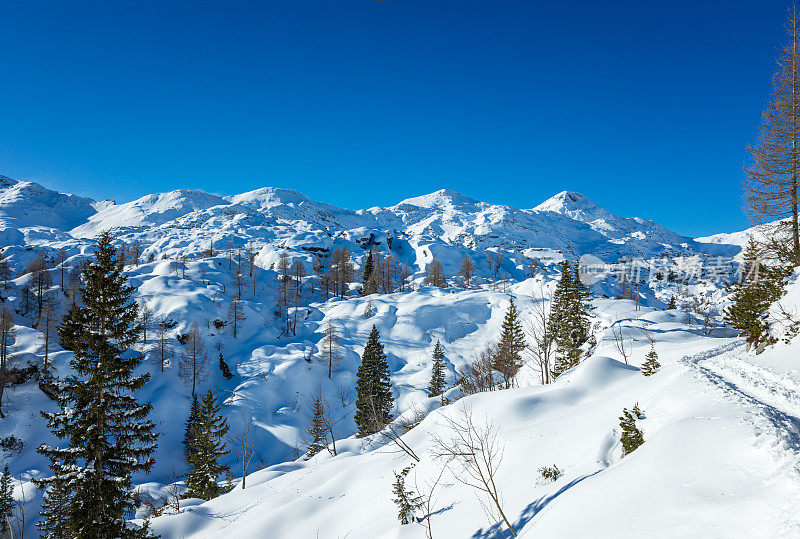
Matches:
[641,344,660,376]
[184,390,230,500]
[36,231,157,538]
[493,297,526,388]
[354,325,394,436]
[427,340,447,397]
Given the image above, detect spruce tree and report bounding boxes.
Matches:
[0,465,14,538]
[306,393,327,457]
[183,393,201,461]
[493,297,526,388]
[391,465,421,525]
[218,352,234,380]
[36,231,157,539]
[641,344,660,376]
[619,404,645,456]
[427,340,447,397]
[354,325,394,436]
[361,251,376,295]
[184,389,230,500]
[724,239,787,351]
[550,261,592,379]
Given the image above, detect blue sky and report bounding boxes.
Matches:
[0,1,788,236]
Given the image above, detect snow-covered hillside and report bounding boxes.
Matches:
[4,174,796,538]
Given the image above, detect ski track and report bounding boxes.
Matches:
[681,340,800,536]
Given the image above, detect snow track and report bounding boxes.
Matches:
[682,340,800,519]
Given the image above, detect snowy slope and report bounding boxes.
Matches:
[3,173,786,537]
[0,176,97,231]
[146,296,800,538]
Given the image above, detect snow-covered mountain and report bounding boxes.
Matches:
[0,177,738,277]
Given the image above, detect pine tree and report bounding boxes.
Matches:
[619,404,645,456]
[641,344,660,376]
[306,393,327,457]
[391,465,422,525]
[0,465,14,538]
[218,351,234,380]
[362,251,377,295]
[550,262,592,378]
[354,325,394,436]
[184,390,231,500]
[36,231,157,539]
[493,296,526,388]
[667,296,677,310]
[37,476,70,539]
[724,239,787,351]
[427,340,447,397]
[183,393,201,461]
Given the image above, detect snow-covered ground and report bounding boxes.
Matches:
[3,175,800,537]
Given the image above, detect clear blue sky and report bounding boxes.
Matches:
[0,1,788,236]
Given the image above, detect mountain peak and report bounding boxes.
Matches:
[395,189,479,210]
[533,191,611,222]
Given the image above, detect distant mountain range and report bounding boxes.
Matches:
[0,175,740,275]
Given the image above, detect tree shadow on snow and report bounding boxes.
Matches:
[469,470,601,539]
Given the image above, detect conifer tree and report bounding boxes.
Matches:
[361,251,377,295]
[459,255,476,288]
[744,8,800,263]
[549,262,592,378]
[306,393,327,457]
[218,351,234,380]
[619,404,645,456]
[493,297,526,388]
[641,344,661,376]
[36,231,157,539]
[427,340,447,397]
[354,325,394,436]
[38,478,70,539]
[667,296,677,310]
[178,321,208,396]
[724,239,787,351]
[183,393,201,461]
[184,390,230,500]
[391,465,421,525]
[0,464,14,538]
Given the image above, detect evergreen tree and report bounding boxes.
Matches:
[724,238,787,351]
[218,352,234,380]
[184,390,230,500]
[493,297,526,388]
[550,262,592,379]
[361,251,377,295]
[354,325,394,436]
[306,393,327,457]
[619,403,645,456]
[667,296,677,310]
[427,340,447,397]
[0,465,14,538]
[391,465,422,525]
[183,393,201,461]
[641,344,660,376]
[36,231,157,539]
[37,477,70,539]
